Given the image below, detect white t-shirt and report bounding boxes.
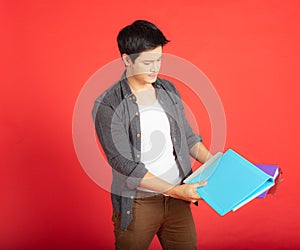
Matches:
[137,100,181,192]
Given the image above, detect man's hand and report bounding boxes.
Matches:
[165,181,207,203]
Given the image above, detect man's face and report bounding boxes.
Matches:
[126,46,162,85]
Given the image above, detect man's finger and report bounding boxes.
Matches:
[196,180,208,187]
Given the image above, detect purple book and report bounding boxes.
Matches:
[254,164,279,198]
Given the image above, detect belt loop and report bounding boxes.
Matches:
[164,196,169,215]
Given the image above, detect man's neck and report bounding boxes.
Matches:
[126,74,154,93]
[126,72,157,105]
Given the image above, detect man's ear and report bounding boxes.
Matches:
[122,54,131,67]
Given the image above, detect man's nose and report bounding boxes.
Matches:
[150,61,160,72]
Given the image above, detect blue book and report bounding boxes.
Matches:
[184,149,276,215]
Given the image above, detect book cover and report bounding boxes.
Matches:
[184,149,276,216]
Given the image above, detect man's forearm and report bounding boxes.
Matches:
[190,142,212,163]
[139,171,175,194]
[139,171,207,203]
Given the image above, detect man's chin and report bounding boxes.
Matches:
[146,75,158,83]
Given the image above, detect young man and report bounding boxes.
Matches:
[92,20,212,250]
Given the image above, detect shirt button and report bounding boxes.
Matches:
[130,196,134,199]
[135,112,139,116]
[136,133,141,138]
[173,137,176,142]
[136,154,140,158]
[129,97,132,101]
[126,210,130,215]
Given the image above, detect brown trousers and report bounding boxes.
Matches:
[112,192,198,250]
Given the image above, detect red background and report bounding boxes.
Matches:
[1,0,300,249]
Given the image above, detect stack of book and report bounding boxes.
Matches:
[184,149,282,216]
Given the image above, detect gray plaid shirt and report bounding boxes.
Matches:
[92,72,202,230]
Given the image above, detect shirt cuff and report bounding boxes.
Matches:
[125,163,148,190]
[187,134,203,150]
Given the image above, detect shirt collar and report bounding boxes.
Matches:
[120,70,134,99]
[119,70,163,99]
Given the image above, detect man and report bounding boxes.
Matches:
[92,20,212,250]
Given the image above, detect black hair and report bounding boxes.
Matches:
[117,20,170,62]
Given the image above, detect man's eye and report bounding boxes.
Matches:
[143,62,151,65]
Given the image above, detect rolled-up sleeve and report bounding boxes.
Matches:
[93,101,148,189]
